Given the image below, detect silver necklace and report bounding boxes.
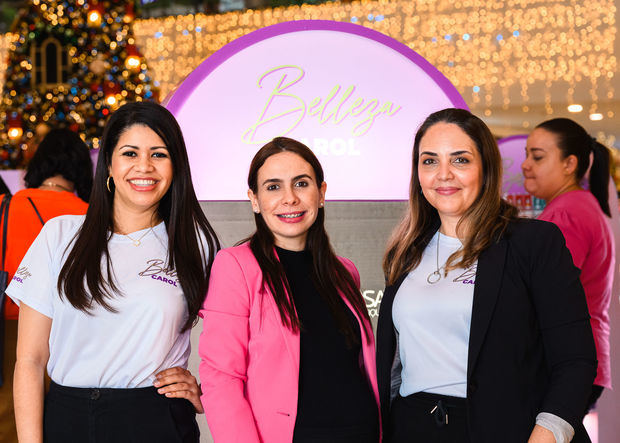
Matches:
[124,226,153,247]
[427,231,442,284]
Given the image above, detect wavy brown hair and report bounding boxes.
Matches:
[383,108,518,285]
[244,137,371,345]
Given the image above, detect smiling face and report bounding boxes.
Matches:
[248,151,326,251]
[418,122,483,235]
[521,127,577,202]
[109,124,173,222]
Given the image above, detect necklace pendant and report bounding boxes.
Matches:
[427,271,441,284]
[132,240,141,247]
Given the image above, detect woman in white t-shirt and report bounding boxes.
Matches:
[376,108,596,443]
[8,102,219,442]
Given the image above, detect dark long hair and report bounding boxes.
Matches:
[58,102,220,330]
[245,137,370,345]
[24,128,93,202]
[384,108,518,285]
[536,118,610,217]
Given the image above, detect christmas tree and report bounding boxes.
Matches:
[0,0,157,168]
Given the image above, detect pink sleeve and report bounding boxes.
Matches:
[198,250,261,443]
[540,210,588,269]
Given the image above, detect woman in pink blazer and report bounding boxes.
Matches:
[199,137,380,443]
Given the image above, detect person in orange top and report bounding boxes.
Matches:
[0,128,92,443]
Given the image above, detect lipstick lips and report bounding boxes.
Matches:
[128,178,159,192]
[276,211,307,223]
[435,186,460,196]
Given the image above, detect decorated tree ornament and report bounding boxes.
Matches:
[124,43,141,71]
[87,2,104,27]
[89,54,108,75]
[7,112,23,143]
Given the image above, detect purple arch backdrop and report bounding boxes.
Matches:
[165,20,468,200]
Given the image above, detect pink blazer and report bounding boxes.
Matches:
[199,243,381,443]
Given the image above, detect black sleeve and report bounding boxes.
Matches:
[525,220,597,429]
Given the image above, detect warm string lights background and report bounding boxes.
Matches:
[130,0,620,148]
[0,0,617,148]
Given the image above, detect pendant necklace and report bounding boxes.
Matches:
[427,231,442,284]
[124,226,153,247]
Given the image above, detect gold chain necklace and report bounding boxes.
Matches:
[124,227,153,247]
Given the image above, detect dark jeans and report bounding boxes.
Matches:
[388,392,470,443]
[44,381,199,443]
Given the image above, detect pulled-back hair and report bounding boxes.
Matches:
[383,108,518,285]
[58,102,220,330]
[244,137,370,345]
[24,129,93,202]
[536,118,610,217]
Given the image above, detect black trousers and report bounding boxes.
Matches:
[44,381,199,443]
[387,392,470,443]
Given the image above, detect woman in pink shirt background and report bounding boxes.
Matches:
[522,118,614,412]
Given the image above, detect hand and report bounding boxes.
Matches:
[528,424,556,443]
[154,367,204,414]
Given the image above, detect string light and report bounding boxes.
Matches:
[7,127,23,141]
[567,104,583,113]
[0,0,615,141]
[87,10,102,26]
[590,113,604,121]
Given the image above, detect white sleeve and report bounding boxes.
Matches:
[6,219,63,319]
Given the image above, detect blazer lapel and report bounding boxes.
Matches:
[268,248,300,372]
[467,238,508,379]
[268,298,300,372]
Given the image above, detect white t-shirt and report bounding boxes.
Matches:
[7,214,191,388]
[393,230,476,398]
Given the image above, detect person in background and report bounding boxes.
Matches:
[0,129,92,443]
[378,108,596,443]
[199,137,380,443]
[0,175,11,196]
[8,102,219,442]
[522,119,614,415]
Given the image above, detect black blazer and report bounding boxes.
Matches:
[376,219,597,442]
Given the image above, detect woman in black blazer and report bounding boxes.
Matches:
[377,108,596,443]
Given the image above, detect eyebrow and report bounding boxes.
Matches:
[261,174,313,186]
[419,150,473,156]
[526,147,545,153]
[119,145,168,150]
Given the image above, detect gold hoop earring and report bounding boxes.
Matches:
[107,176,112,193]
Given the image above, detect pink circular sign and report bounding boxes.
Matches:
[166,20,468,200]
